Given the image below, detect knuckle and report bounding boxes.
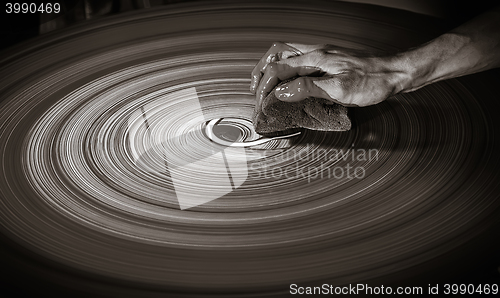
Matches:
[310,49,327,61]
[294,77,310,92]
[266,53,278,64]
[311,49,326,56]
[295,77,307,85]
[307,50,326,66]
[266,62,279,75]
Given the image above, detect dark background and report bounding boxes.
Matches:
[1,0,499,51]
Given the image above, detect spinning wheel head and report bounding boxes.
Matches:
[205,117,301,147]
[0,1,499,295]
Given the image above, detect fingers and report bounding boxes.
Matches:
[255,60,321,107]
[274,76,356,107]
[250,42,303,94]
[250,52,277,93]
[274,76,332,102]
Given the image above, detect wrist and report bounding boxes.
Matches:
[374,55,419,96]
[384,50,433,94]
[387,33,474,93]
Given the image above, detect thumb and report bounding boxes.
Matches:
[275,76,338,103]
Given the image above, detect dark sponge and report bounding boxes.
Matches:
[253,78,352,135]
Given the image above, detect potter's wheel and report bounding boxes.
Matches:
[1,1,499,296]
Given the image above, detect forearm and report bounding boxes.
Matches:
[393,6,500,93]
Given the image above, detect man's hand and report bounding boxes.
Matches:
[250,42,409,108]
[251,5,500,110]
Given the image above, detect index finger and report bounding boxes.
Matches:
[256,58,321,107]
[250,42,302,93]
